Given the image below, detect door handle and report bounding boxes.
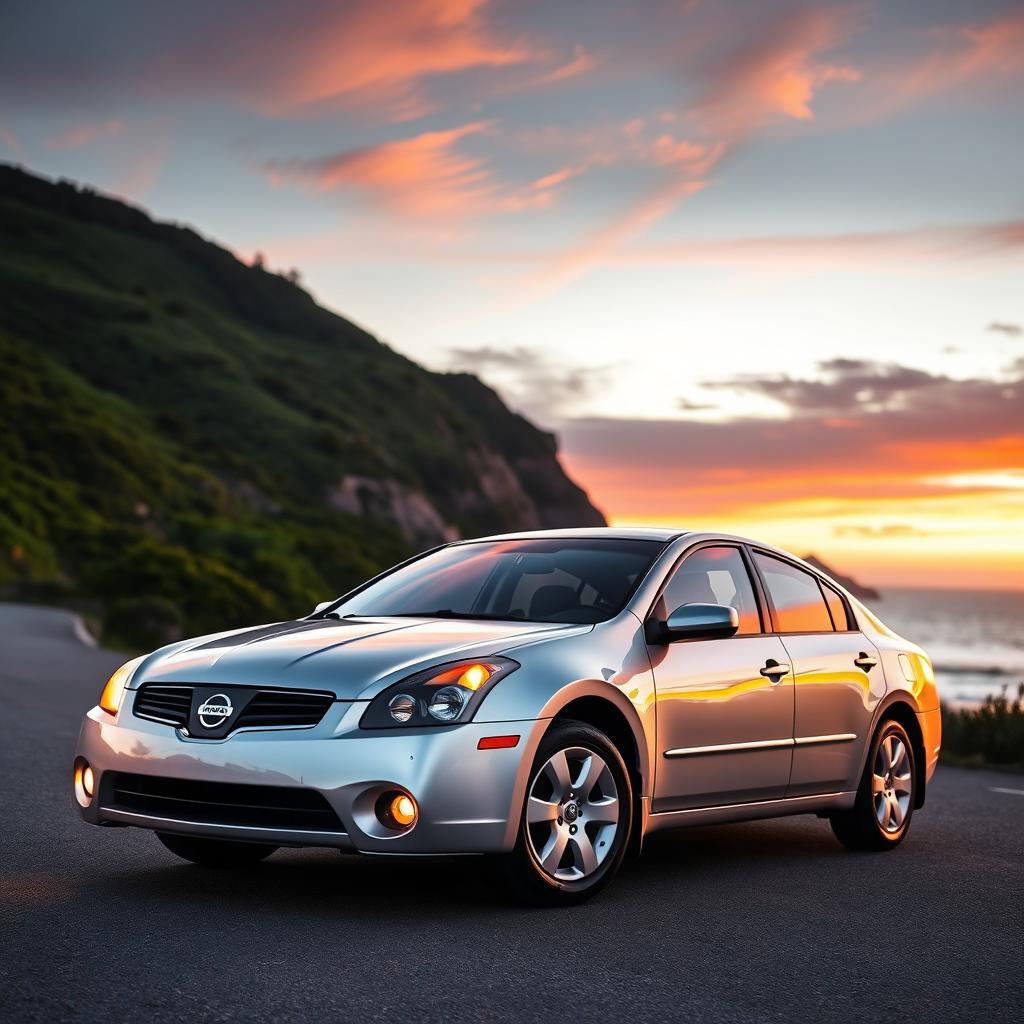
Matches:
[760,659,791,682]
[854,652,878,671]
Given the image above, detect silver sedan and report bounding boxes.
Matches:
[73,528,941,905]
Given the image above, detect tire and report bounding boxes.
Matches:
[156,832,278,867]
[830,719,916,851]
[491,720,633,907]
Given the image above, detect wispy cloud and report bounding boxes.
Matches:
[989,321,1023,338]
[254,0,536,117]
[264,121,556,217]
[692,6,862,133]
[46,119,125,150]
[533,45,597,86]
[0,1,539,122]
[448,344,614,420]
[833,523,933,539]
[892,11,1024,102]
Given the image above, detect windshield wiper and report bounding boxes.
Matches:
[383,609,534,622]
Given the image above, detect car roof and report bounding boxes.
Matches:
[463,526,688,543]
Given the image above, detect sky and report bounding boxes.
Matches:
[2,0,1023,589]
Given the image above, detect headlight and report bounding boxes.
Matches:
[98,656,144,715]
[360,657,519,729]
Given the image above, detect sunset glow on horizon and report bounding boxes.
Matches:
[2,0,1022,590]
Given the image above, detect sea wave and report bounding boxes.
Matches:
[927,643,1024,678]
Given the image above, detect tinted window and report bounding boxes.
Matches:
[334,538,664,624]
[753,553,833,633]
[822,582,850,630]
[658,546,761,635]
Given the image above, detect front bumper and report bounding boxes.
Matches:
[74,701,546,854]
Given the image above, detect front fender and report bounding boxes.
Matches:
[532,679,655,800]
[473,614,656,843]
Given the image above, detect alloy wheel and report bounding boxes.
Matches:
[525,746,620,882]
[872,732,913,833]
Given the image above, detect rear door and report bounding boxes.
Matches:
[749,550,885,797]
[649,544,795,811]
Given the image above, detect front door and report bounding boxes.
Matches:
[649,545,795,812]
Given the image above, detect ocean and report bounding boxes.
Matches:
[872,587,1024,708]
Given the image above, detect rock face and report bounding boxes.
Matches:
[327,476,460,546]
[434,373,606,533]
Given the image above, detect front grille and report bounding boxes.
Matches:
[133,685,334,735]
[233,690,333,730]
[103,772,345,832]
[134,685,192,728]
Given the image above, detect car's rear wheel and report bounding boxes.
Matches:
[830,719,916,851]
[156,832,278,867]
[492,720,633,906]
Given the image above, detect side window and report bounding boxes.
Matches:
[658,546,761,635]
[821,582,851,631]
[753,552,833,633]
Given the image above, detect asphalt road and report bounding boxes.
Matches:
[2,602,1022,1024]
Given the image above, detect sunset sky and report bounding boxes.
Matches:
[2,0,1022,589]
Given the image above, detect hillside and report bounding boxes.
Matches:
[0,164,604,645]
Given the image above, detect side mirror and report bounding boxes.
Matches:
[647,602,739,644]
[312,600,334,616]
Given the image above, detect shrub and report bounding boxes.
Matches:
[104,595,184,651]
[941,684,1024,771]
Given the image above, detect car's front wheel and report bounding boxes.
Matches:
[156,832,278,867]
[830,718,916,851]
[493,720,633,906]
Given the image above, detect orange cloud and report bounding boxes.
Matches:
[143,0,536,120]
[694,6,861,134]
[46,119,125,150]
[897,11,1024,99]
[559,357,1024,522]
[533,45,597,86]
[264,121,552,217]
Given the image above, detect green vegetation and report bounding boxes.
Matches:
[941,685,1024,772]
[0,165,602,646]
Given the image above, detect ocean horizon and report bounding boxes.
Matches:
[871,586,1024,707]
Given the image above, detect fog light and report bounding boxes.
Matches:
[73,759,94,807]
[391,794,416,826]
[375,789,418,830]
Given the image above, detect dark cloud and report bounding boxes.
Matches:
[705,358,946,415]
[988,321,1022,337]
[558,359,1024,511]
[448,345,612,421]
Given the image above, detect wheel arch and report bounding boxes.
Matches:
[542,687,651,858]
[870,695,928,809]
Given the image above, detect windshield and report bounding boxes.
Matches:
[332,538,665,624]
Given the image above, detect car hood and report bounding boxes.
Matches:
[132,616,586,699]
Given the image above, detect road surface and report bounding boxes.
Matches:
[1,603,1021,1023]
